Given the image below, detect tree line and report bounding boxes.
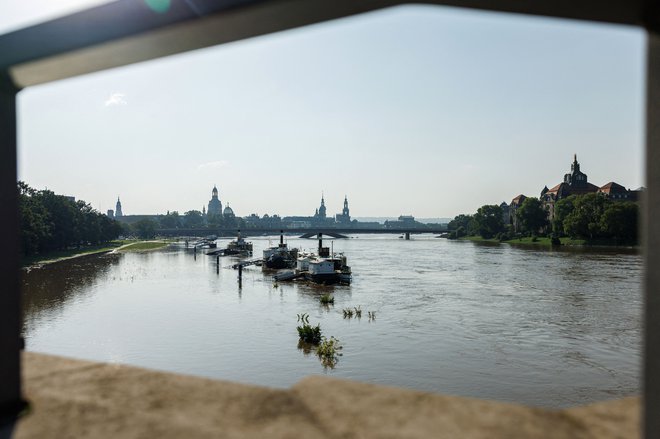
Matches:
[19,181,124,256]
[448,193,638,245]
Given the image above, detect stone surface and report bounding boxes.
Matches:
[4,352,640,438]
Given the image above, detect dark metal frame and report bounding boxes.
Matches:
[1,0,657,436]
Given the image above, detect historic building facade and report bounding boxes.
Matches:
[115,197,123,217]
[207,185,223,217]
[335,196,351,224]
[540,155,640,220]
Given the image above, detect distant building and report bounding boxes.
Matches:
[335,196,351,224]
[107,209,114,218]
[598,182,640,201]
[115,197,123,217]
[207,185,223,217]
[499,202,510,225]
[384,215,427,229]
[540,155,639,220]
[223,204,235,218]
[314,194,327,221]
[509,194,527,232]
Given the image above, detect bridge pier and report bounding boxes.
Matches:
[405,232,410,240]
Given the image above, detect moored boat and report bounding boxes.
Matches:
[225,230,253,255]
[262,230,298,269]
[277,233,351,285]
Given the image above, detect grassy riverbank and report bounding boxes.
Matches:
[460,235,588,247]
[118,241,169,252]
[23,240,170,267]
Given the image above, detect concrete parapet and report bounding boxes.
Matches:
[5,352,639,438]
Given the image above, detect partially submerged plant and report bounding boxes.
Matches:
[319,294,334,305]
[342,308,354,319]
[368,311,376,321]
[297,313,322,344]
[316,336,343,369]
[354,306,362,318]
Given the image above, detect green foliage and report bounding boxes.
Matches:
[472,204,505,239]
[448,214,473,235]
[515,197,548,235]
[563,193,607,240]
[342,308,354,318]
[316,336,343,369]
[133,219,158,239]
[552,193,639,244]
[18,181,123,257]
[600,201,638,245]
[553,195,577,235]
[183,210,205,228]
[159,211,180,228]
[296,313,322,344]
[319,294,334,305]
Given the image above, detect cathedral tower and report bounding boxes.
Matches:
[115,197,123,217]
[207,185,223,217]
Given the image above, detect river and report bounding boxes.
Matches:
[21,235,642,408]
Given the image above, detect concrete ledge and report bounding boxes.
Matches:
[7,352,639,438]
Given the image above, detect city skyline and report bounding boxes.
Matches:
[9,2,644,218]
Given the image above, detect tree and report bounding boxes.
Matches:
[600,202,638,244]
[448,214,473,236]
[553,195,577,236]
[563,193,607,240]
[133,219,158,239]
[472,205,505,239]
[515,197,548,236]
[159,211,180,228]
[183,210,205,228]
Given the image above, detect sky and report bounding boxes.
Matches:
[3,1,646,218]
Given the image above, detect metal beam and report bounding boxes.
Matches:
[0,0,652,88]
[645,29,660,439]
[0,71,22,418]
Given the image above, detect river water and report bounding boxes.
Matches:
[21,235,641,408]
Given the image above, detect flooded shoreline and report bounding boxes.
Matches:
[21,235,642,408]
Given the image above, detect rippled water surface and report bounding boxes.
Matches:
[22,235,642,408]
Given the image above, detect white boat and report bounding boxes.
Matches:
[300,234,352,285]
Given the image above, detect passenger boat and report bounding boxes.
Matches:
[262,231,298,269]
[225,230,253,255]
[274,234,351,285]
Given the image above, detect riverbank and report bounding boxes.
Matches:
[22,240,169,267]
[7,351,638,438]
[456,235,638,249]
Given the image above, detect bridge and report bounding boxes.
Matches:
[157,227,448,238]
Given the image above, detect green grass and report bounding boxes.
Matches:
[22,240,133,267]
[460,235,589,247]
[118,241,169,252]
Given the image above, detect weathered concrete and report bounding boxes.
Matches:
[5,352,639,438]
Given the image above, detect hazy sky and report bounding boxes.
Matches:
[4,1,646,218]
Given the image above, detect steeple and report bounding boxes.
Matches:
[318,193,326,219]
[115,197,123,217]
[564,154,587,186]
[342,195,349,216]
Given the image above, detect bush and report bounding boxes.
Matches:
[296,313,322,344]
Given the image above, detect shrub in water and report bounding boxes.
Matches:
[316,336,342,369]
[319,294,334,305]
[296,314,322,344]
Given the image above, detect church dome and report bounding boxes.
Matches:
[223,205,234,216]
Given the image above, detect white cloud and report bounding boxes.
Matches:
[104,92,127,106]
[197,160,229,171]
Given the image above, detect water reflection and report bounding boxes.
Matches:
[20,237,642,408]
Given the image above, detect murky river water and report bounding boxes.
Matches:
[21,235,641,408]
